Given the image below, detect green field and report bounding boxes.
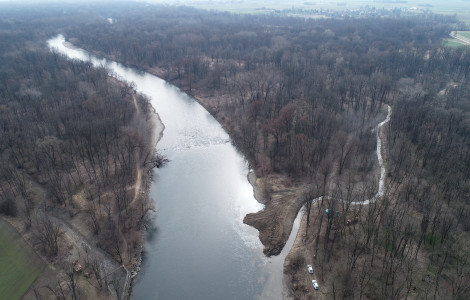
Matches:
[0,220,45,300]
[442,39,467,48]
[457,31,470,39]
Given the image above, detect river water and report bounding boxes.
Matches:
[47,35,297,299]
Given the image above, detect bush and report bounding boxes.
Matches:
[0,197,17,217]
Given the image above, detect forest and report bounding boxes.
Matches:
[65,3,470,299]
[0,4,158,299]
[1,1,470,299]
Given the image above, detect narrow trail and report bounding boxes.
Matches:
[132,159,142,206]
[312,105,392,206]
[131,95,142,207]
[36,94,144,298]
[28,177,123,287]
[133,94,139,111]
[265,105,392,300]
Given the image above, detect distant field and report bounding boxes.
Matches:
[155,0,470,24]
[442,39,467,48]
[458,31,470,39]
[0,220,44,300]
[444,31,470,48]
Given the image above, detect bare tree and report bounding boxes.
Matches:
[63,267,79,300]
[34,215,62,257]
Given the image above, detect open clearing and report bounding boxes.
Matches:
[0,220,45,300]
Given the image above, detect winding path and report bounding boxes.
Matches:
[131,95,143,207]
[259,105,392,300]
[314,105,392,206]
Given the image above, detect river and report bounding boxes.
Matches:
[47,35,297,300]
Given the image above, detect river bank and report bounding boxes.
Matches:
[65,40,307,262]
[56,36,271,299]
[107,62,316,298]
[0,36,165,300]
[136,66,307,260]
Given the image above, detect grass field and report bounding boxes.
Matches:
[457,31,470,39]
[0,220,45,300]
[442,39,467,48]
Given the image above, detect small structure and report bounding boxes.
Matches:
[73,261,83,273]
[325,209,339,216]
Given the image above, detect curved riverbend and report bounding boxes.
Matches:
[48,35,278,299]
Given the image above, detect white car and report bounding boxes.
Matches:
[312,280,319,290]
[307,265,313,274]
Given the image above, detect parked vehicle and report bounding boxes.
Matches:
[312,280,319,290]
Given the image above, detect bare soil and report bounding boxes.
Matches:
[284,210,328,300]
[244,174,308,256]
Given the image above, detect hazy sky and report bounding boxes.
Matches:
[0,0,465,15]
[0,0,456,4]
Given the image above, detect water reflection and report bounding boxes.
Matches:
[48,35,280,300]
